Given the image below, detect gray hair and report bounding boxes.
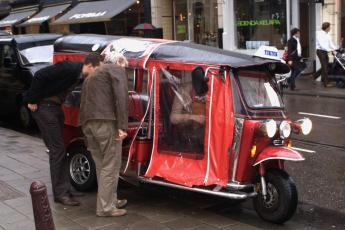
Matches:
[104,51,128,67]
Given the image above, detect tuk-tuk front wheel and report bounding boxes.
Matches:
[253,169,298,224]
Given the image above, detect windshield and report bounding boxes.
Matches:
[19,45,54,65]
[237,70,283,108]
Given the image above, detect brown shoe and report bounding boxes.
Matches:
[324,83,335,87]
[96,209,127,217]
[54,196,80,206]
[116,199,127,209]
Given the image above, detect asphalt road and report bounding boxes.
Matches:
[283,94,345,215]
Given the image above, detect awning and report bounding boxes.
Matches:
[53,0,136,25]
[19,4,70,26]
[0,8,37,27]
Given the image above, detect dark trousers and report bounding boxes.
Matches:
[288,64,303,89]
[32,104,70,199]
[316,50,329,85]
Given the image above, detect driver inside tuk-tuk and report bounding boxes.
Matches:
[166,67,208,154]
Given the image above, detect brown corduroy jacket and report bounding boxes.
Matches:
[79,64,128,130]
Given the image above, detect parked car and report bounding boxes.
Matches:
[0,34,62,128]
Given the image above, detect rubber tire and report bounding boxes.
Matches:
[18,104,35,129]
[67,145,97,191]
[253,169,298,224]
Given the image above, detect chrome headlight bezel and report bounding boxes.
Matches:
[264,119,277,138]
[279,120,291,139]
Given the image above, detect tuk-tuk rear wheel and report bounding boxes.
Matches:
[253,169,298,224]
[67,145,97,191]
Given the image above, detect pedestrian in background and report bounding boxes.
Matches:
[79,52,129,217]
[316,22,336,87]
[23,53,103,206]
[287,28,304,90]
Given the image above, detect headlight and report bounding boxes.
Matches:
[298,118,312,135]
[279,121,291,139]
[263,119,277,138]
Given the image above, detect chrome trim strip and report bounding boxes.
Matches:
[231,118,244,181]
[226,182,254,190]
[139,177,257,200]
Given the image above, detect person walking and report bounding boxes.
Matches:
[79,52,129,217]
[287,28,304,90]
[316,22,336,87]
[23,53,103,206]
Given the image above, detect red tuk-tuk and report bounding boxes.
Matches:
[54,34,312,224]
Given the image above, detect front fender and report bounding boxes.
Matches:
[253,147,305,166]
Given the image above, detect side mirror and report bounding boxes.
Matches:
[191,66,208,96]
[4,57,17,68]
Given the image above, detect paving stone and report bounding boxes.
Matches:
[198,213,241,228]
[221,223,263,230]
[0,203,29,225]
[0,219,35,230]
[74,214,127,229]
[127,219,173,230]
[0,181,25,201]
[93,223,129,230]
[164,216,204,230]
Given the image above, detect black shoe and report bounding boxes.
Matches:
[69,190,85,197]
[55,196,80,206]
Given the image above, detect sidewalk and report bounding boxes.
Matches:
[0,126,344,229]
[284,74,345,99]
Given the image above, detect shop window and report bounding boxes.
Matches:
[235,0,287,50]
[126,68,136,91]
[157,68,206,156]
[174,0,219,47]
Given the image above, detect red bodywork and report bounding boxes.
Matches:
[57,37,304,189]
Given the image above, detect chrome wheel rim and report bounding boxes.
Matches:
[262,183,279,209]
[70,153,91,185]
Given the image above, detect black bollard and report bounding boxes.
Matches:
[30,181,55,230]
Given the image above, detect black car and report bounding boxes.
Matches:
[0,34,62,128]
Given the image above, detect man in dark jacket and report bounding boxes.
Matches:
[287,28,304,90]
[23,53,103,206]
[79,52,128,217]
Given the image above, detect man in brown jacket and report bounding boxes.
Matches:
[79,52,128,217]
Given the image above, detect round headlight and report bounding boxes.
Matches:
[279,121,291,139]
[299,118,312,135]
[265,119,277,138]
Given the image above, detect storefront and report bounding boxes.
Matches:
[18,0,71,33]
[51,0,146,36]
[0,0,39,34]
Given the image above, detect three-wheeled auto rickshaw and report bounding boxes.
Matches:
[54,34,312,224]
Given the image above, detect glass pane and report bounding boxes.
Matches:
[191,0,219,46]
[235,0,287,50]
[158,68,206,155]
[238,71,283,108]
[126,68,135,91]
[175,0,189,41]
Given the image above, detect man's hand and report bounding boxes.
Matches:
[28,103,38,112]
[332,50,337,56]
[117,129,128,140]
[287,61,293,66]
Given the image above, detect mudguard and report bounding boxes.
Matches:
[253,147,305,166]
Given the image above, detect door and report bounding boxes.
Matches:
[0,43,21,115]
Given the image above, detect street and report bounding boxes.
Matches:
[0,93,345,229]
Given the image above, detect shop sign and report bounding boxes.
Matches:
[27,16,50,23]
[69,11,107,20]
[237,19,281,27]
